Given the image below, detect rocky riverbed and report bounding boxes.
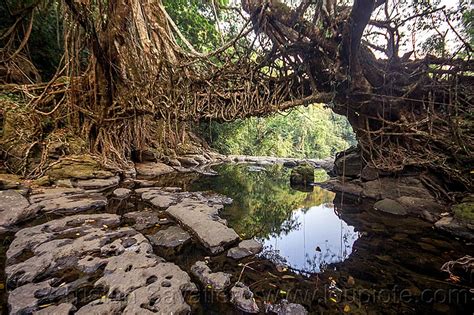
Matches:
[0,154,473,314]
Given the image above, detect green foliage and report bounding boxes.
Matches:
[198,104,356,158]
[163,0,228,51]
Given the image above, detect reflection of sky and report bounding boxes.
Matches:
[261,204,359,273]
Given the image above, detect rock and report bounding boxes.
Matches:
[434,216,474,240]
[188,154,209,164]
[396,196,446,218]
[374,199,408,215]
[138,187,179,208]
[360,166,379,181]
[55,179,74,188]
[46,155,114,180]
[6,213,197,314]
[283,161,297,167]
[74,176,120,191]
[0,173,22,190]
[227,239,263,260]
[452,198,474,224]
[230,282,259,313]
[113,188,131,198]
[135,162,175,177]
[148,226,191,248]
[362,177,433,200]
[319,179,363,196]
[290,163,314,186]
[169,158,181,167]
[265,299,308,315]
[334,147,362,178]
[0,190,38,229]
[123,211,165,230]
[177,156,200,167]
[34,303,76,315]
[166,198,239,254]
[29,187,107,215]
[76,300,124,315]
[190,261,232,291]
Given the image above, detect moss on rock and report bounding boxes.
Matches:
[46,155,114,180]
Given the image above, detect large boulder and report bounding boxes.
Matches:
[46,155,114,180]
[333,147,362,178]
[290,163,314,186]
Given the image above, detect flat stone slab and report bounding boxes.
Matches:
[135,162,175,177]
[230,282,260,313]
[6,213,197,314]
[123,210,169,230]
[148,225,191,248]
[166,199,239,254]
[74,176,120,191]
[0,190,38,229]
[191,261,232,291]
[29,187,107,215]
[227,239,263,260]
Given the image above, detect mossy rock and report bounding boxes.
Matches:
[290,163,314,186]
[46,155,114,180]
[0,173,22,189]
[452,201,474,224]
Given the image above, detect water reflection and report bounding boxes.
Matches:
[191,164,359,273]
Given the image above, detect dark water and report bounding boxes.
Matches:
[191,163,474,313]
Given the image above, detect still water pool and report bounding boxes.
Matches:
[192,163,359,273]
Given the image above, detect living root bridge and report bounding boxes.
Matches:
[0,0,473,195]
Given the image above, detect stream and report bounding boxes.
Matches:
[0,163,473,314]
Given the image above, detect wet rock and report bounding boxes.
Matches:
[265,299,308,315]
[177,156,200,167]
[123,211,164,230]
[319,179,363,196]
[29,187,107,215]
[362,177,433,200]
[191,261,232,291]
[434,216,474,240]
[396,196,446,214]
[227,239,263,260]
[148,225,191,248]
[135,162,175,177]
[113,188,131,198]
[74,176,120,191]
[374,199,408,216]
[34,303,76,314]
[166,199,239,254]
[0,190,38,229]
[334,147,362,178]
[290,164,314,186]
[6,213,197,314]
[230,282,259,313]
[142,190,178,208]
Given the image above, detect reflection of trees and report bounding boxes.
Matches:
[191,164,340,240]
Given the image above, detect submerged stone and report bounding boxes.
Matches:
[190,261,232,291]
[227,239,263,260]
[230,282,260,313]
[374,198,408,216]
[265,299,308,315]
